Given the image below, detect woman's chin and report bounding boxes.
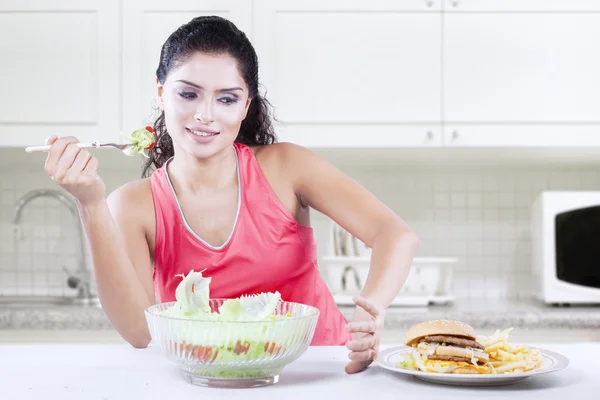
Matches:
[188,139,235,159]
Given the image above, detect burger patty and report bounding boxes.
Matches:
[421,335,485,350]
[428,354,484,364]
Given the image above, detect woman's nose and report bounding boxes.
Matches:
[194,100,214,124]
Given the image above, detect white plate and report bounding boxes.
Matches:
[376,345,569,387]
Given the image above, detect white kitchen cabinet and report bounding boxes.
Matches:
[3,0,599,157]
[0,0,120,147]
[253,0,444,148]
[443,0,600,147]
[121,0,252,133]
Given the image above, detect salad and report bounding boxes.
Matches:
[159,269,285,322]
[122,126,156,157]
[157,270,300,377]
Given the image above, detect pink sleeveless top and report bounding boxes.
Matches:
[150,143,351,346]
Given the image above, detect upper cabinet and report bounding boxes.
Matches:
[121,0,252,133]
[2,0,599,155]
[252,0,444,148]
[443,0,600,147]
[0,0,120,147]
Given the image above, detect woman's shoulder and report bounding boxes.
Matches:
[250,142,309,167]
[250,142,325,184]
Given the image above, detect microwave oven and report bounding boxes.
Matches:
[532,191,600,305]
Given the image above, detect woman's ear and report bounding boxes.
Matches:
[242,97,252,119]
[156,78,165,110]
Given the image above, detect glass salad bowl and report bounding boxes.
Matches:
[145,299,319,388]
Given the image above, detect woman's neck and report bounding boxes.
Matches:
[167,145,238,194]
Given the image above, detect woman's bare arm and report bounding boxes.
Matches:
[43,135,156,348]
[78,182,155,348]
[273,142,420,307]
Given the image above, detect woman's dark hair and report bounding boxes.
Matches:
[142,15,277,177]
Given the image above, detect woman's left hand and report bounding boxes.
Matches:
[345,296,385,374]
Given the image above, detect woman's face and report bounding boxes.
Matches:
[157,52,251,159]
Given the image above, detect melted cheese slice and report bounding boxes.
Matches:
[424,359,490,374]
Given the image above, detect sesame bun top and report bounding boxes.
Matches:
[403,319,477,346]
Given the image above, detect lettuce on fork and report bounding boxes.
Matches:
[122,126,156,157]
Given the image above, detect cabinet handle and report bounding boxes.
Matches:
[426,0,434,7]
[451,130,459,142]
[426,130,434,141]
[451,0,460,7]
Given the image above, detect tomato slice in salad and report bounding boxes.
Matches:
[178,339,283,362]
[144,125,157,150]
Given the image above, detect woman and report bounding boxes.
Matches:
[43,16,419,374]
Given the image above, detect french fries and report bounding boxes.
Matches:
[475,328,544,374]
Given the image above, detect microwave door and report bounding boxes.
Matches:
[555,206,600,289]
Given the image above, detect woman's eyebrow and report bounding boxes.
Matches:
[176,79,243,92]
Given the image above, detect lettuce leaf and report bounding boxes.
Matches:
[122,126,156,157]
[174,269,212,315]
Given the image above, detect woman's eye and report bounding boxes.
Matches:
[218,97,237,105]
[178,91,197,100]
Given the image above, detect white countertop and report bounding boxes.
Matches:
[2,342,599,399]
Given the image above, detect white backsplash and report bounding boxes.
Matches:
[311,165,600,301]
[1,150,599,301]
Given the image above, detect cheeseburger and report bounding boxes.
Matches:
[403,319,490,374]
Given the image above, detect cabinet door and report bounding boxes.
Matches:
[121,0,252,133]
[443,0,600,147]
[0,0,120,147]
[253,0,443,148]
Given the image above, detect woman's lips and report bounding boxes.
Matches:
[186,127,219,144]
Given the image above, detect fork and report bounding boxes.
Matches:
[24,141,129,153]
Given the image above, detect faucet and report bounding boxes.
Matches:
[13,189,97,305]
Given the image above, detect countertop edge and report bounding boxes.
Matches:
[2,304,600,330]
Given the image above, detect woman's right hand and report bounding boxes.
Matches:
[44,136,106,207]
